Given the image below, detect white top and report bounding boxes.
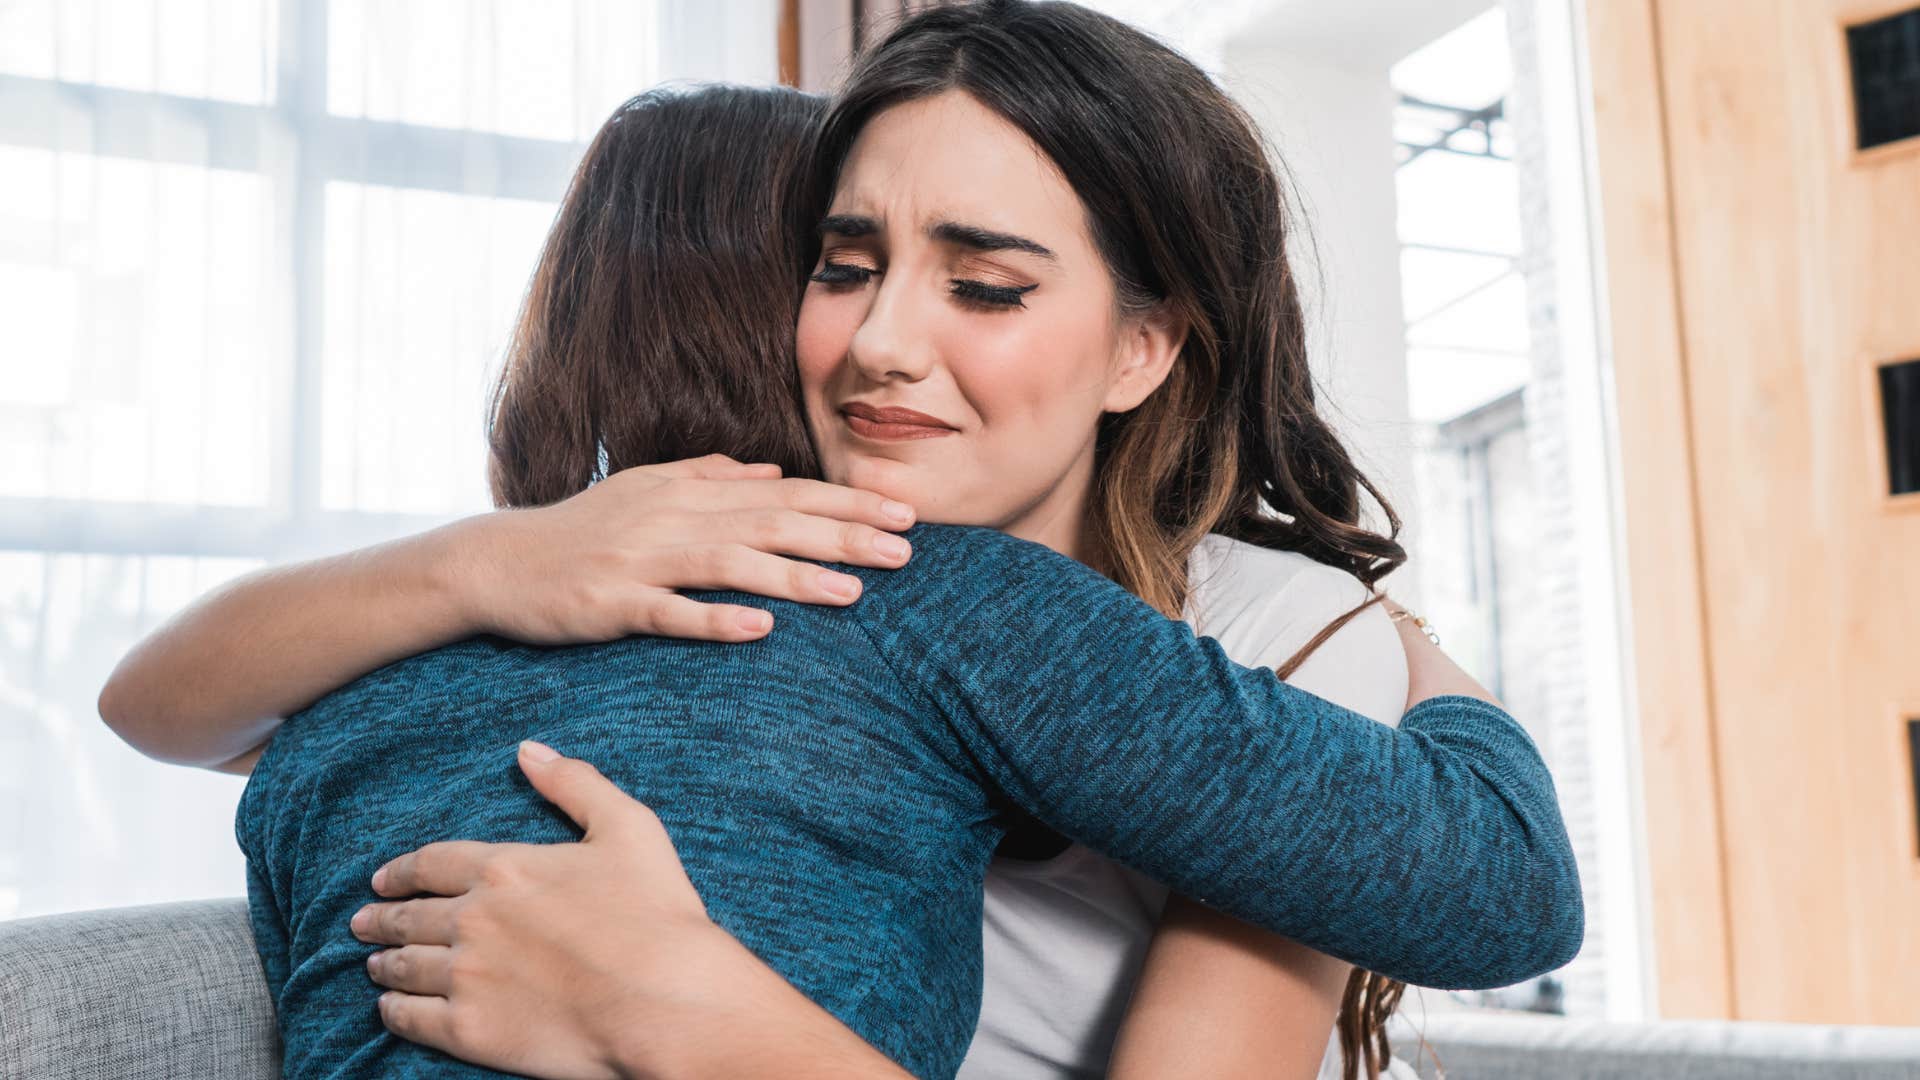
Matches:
[956,532,1411,1079]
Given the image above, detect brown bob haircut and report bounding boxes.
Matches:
[487,84,826,508]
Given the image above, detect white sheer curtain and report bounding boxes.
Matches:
[0,0,775,921]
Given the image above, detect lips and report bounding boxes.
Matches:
[840,401,958,441]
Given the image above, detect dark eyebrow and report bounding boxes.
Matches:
[818,214,878,238]
[931,221,1057,261]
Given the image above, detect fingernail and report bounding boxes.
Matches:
[371,866,388,891]
[367,950,383,973]
[519,739,559,763]
[736,609,772,633]
[819,570,861,599]
[874,534,911,560]
[351,907,370,932]
[882,500,914,523]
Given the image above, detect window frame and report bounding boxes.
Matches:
[0,0,768,562]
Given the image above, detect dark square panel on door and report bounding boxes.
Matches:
[1881,358,1920,496]
[1908,718,1920,857]
[1848,7,1920,150]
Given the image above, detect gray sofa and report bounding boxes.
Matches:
[1385,1011,1920,1079]
[0,899,279,1079]
[5,899,1920,1079]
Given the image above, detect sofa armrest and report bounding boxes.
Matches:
[0,897,279,1080]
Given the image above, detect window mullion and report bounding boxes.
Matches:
[277,0,329,540]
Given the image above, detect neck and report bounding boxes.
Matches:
[997,447,1102,571]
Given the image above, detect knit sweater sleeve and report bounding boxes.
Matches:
[852,525,1582,990]
[234,773,293,1005]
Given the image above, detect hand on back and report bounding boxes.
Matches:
[451,454,917,645]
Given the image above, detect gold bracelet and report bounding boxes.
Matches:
[1388,607,1440,646]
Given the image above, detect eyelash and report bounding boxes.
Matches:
[809,262,874,288]
[950,280,1037,310]
[809,261,1036,311]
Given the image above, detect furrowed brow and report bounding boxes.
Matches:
[818,214,879,238]
[931,221,1057,261]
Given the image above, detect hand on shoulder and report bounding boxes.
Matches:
[452,455,919,645]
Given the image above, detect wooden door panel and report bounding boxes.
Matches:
[1647,0,1920,1022]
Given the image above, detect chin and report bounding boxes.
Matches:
[833,450,932,510]
[837,456,986,526]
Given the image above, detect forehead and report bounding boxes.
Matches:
[831,90,1090,252]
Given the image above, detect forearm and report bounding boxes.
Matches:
[865,528,1583,986]
[1079,689,1581,989]
[1109,896,1346,1079]
[615,925,910,1080]
[955,624,1583,985]
[1228,693,1583,987]
[99,519,479,768]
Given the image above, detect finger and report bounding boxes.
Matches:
[377,991,458,1055]
[351,896,462,947]
[638,455,782,481]
[627,593,776,642]
[663,543,874,606]
[724,508,915,571]
[517,741,647,843]
[367,944,454,997]
[685,478,916,531]
[372,840,500,898]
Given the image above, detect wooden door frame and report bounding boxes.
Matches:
[1583,0,1735,1019]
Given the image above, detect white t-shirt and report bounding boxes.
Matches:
[956,532,1411,1079]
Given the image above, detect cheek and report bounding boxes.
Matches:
[795,292,859,409]
[948,306,1116,431]
[798,297,852,386]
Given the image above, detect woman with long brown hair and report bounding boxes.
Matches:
[791,5,1425,1074]
[102,4,1571,1078]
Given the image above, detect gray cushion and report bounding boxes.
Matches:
[1393,1010,1920,1080]
[0,898,279,1080]
[9,897,1920,1080]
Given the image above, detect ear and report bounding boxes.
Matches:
[1103,305,1187,414]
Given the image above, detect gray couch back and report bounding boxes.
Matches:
[0,898,279,1080]
[6,898,1920,1079]
[1391,1008,1920,1079]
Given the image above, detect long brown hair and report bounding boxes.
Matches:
[488,85,826,508]
[817,3,1409,1074]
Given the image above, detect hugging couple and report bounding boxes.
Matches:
[103,2,1582,1078]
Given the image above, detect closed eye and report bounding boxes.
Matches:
[950,280,1037,310]
[810,262,876,289]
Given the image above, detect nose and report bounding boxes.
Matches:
[846,273,936,384]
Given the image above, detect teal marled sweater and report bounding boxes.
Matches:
[237,523,1582,1079]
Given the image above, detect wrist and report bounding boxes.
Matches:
[609,921,898,1080]
[605,920,741,1080]
[412,513,506,638]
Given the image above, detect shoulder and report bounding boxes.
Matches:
[848,523,1131,623]
[879,523,1095,579]
[1184,534,1372,649]
[1186,534,1408,726]
[302,638,514,702]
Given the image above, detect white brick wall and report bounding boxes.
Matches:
[1501,0,1608,1018]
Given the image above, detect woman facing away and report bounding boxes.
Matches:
[100,3,1576,1078]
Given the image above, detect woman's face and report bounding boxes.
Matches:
[795,90,1179,559]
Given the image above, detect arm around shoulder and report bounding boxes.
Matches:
[875,530,1583,988]
[98,518,479,769]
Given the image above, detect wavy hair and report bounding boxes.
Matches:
[811,3,1409,1075]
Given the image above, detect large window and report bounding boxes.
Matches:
[1391,3,1642,1019]
[0,0,775,919]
